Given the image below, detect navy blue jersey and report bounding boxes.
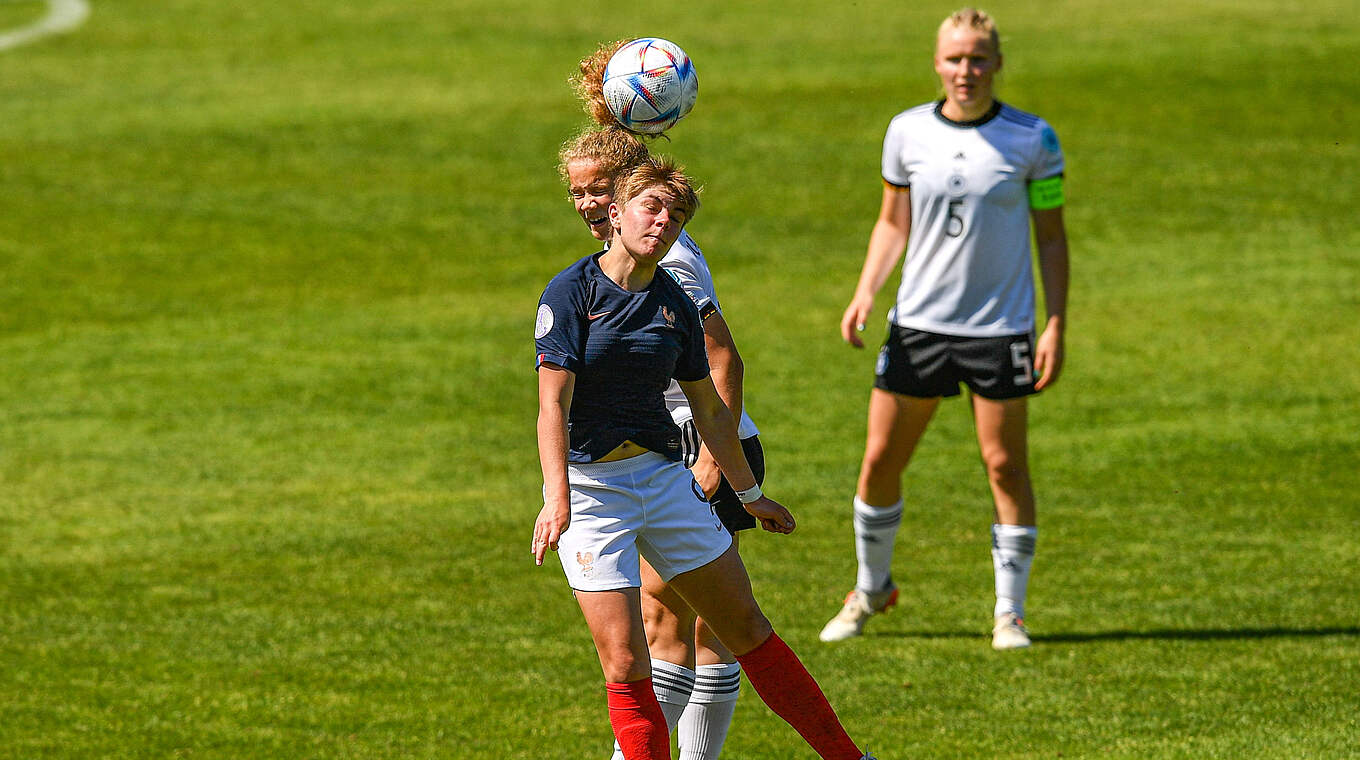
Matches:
[535,252,710,463]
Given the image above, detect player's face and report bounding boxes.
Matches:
[566,159,615,241]
[934,28,1001,113]
[608,185,689,264]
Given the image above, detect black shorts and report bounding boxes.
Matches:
[874,325,1037,400]
[679,424,764,534]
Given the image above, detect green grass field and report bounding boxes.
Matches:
[2,1,1358,757]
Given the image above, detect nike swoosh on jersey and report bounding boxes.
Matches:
[586,311,612,321]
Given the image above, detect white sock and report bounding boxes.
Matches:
[992,524,1037,618]
[609,660,694,760]
[678,662,741,760]
[853,496,902,593]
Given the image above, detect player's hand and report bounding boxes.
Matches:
[1033,318,1065,391]
[840,295,874,348]
[744,496,795,535]
[531,500,570,566]
[691,455,722,499]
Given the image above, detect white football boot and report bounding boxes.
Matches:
[818,585,899,642]
[991,612,1031,650]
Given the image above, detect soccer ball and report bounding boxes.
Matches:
[602,38,698,134]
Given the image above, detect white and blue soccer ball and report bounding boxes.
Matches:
[602,38,698,134]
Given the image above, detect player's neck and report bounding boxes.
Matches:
[598,245,657,292]
[941,96,995,123]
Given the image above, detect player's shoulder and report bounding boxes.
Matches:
[887,101,939,130]
[670,230,705,262]
[653,260,703,316]
[541,252,600,300]
[996,102,1044,128]
[996,103,1058,137]
[662,231,708,272]
[995,103,1062,158]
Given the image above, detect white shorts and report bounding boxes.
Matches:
[558,451,732,592]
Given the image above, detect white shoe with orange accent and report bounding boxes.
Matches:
[991,612,1031,650]
[818,585,899,642]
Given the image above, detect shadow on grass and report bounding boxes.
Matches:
[1040,626,1360,643]
[872,626,1360,642]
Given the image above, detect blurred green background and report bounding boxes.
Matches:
[1,1,1356,757]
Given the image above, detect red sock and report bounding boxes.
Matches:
[605,679,670,760]
[737,632,863,760]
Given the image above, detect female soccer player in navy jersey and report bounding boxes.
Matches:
[819,8,1070,651]
[560,127,759,760]
[563,40,768,760]
[533,158,872,760]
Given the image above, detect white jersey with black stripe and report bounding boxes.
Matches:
[881,101,1064,337]
[661,230,760,439]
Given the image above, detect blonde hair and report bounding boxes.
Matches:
[614,156,700,223]
[557,126,650,186]
[571,39,631,128]
[938,7,1001,54]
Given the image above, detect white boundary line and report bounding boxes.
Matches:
[0,0,90,51]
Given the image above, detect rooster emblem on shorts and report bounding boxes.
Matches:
[576,551,595,577]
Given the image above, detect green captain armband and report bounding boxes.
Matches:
[1028,175,1065,210]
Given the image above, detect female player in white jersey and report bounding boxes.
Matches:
[819,8,1070,650]
[533,157,872,760]
[560,41,768,759]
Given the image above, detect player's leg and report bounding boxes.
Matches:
[971,392,1038,649]
[676,435,760,759]
[575,588,671,760]
[608,560,697,760]
[681,535,740,760]
[560,456,676,759]
[667,546,866,760]
[821,388,939,642]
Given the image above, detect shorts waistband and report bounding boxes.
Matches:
[568,450,671,478]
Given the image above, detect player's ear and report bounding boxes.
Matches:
[608,201,622,230]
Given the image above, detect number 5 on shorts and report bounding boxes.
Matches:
[1010,341,1033,385]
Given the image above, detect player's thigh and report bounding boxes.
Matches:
[640,558,698,662]
[970,393,1030,472]
[574,587,651,682]
[863,388,940,474]
[666,545,771,657]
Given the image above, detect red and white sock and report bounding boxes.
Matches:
[736,633,862,760]
[605,679,671,760]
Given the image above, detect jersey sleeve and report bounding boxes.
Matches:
[534,275,586,373]
[671,294,710,383]
[660,232,721,320]
[1028,118,1065,180]
[881,114,912,188]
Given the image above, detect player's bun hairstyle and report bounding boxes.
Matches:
[613,156,701,223]
[939,7,1001,54]
[557,126,651,187]
[572,39,632,128]
[572,39,676,139]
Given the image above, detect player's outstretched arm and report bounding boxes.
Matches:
[533,364,575,565]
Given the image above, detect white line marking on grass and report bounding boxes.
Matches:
[0,0,90,52]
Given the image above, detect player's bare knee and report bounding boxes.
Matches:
[714,608,772,656]
[983,452,1028,489]
[598,646,650,684]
